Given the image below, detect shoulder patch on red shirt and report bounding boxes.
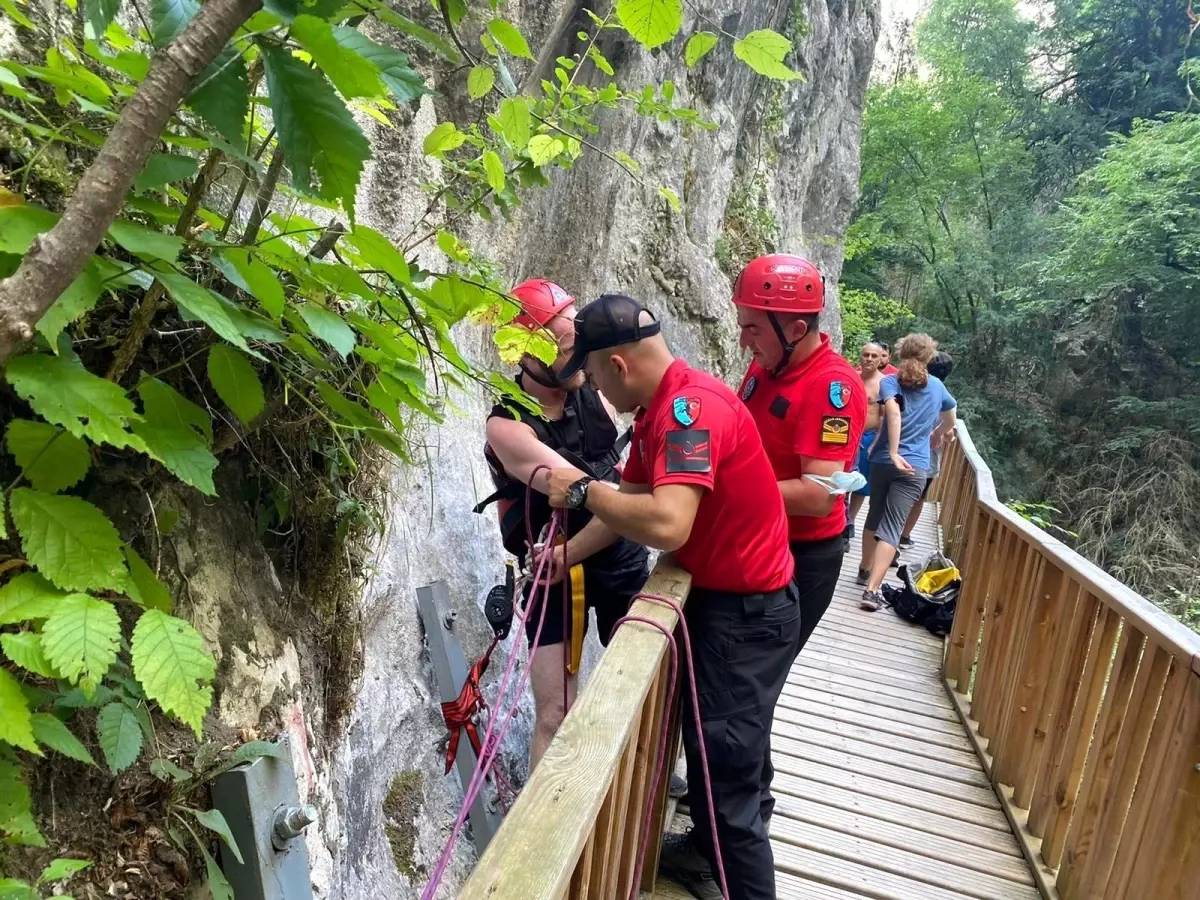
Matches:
[741,375,758,401]
[666,429,711,473]
[829,380,851,410]
[672,396,702,427]
[821,416,851,445]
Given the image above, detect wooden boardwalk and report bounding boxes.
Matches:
[658,504,1038,899]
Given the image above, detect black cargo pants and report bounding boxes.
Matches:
[682,584,800,900]
[790,535,845,655]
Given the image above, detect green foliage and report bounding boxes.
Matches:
[617,0,683,50]
[131,609,216,737]
[96,701,143,773]
[839,288,913,355]
[30,713,95,766]
[40,594,122,695]
[6,420,90,494]
[733,30,804,81]
[0,668,38,752]
[685,32,718,67]
[207,345,266,425]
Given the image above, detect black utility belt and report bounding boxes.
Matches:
[688,584,791,613]
[789,535,845,558]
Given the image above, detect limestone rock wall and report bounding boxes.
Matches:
[174,2,881,898]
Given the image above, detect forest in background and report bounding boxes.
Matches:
[841,0,1200,630]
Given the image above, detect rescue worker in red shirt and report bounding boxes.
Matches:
[544,294,799,900]
[479,280,649,771]
[732,254,868,653]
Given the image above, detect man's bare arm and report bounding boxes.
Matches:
[485,416,578,494]
[584,482,702,551]
[778,457,846,517]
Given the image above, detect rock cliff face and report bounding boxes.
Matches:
[184,2,881,898]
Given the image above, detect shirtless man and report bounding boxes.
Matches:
[847,342,886,533]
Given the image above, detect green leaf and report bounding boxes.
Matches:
[96,702,142,773]
[219,249,286,319]
[482,150,505,193]
[84,0,121,36]
[363,3,459,61]
[41,594,121,693]
[467,65,495,100]
[0,668,36,753]
[0,0,35,29]
[496,97,531,151]
[131,609,215,737]
[199,838,233,900]
[107,219,184,262]
[685,31,718,67]
[0,574,66,626]
[657,185,681,213]
[5,353,141,452]
[150,0,198,46]
[158,272,252,352]
[0,205,59,254]
[6,419,91,494]
[123,545,173,613]
[527,134,565,167]
[38,858,91,884]
[138,376,213,443]
[423,121,467,157]
[587,45,614,76]
[733,29,804,81]
[188,45,250,144]
[436,230,469,263]
[292,14,388,100]
[262,0,344,21]
[1,633,57,679]
[263,45,370,220]
[0,879,36,900]
[345,226,409,283]
[133,153,199,194]
[486,18,534,60]
[189,807,243,864]
[36,257,107,348]
[231,739,285,763]
[133,418,218,495]
[150,757,190,782]
[297,302,355,357]
[30,715,96,766]
[10,490,126,592]
[330,28,428,103]
[0,756,43,847]
[616,0,682,49]
[206,345,265,424]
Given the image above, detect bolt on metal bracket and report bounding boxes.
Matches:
[210,736,316,900]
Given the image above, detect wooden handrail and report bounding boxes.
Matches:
[936,419,1200,900]
[459,560,692,899]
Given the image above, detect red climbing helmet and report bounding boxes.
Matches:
[511,279,575,330]
[732,254,825,314]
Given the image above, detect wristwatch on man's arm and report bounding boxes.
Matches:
[564,476,595,510]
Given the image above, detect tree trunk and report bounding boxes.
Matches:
[0,0,263,364]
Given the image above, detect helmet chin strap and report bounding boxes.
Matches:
[519,359,563,390]
[767,312,798,379]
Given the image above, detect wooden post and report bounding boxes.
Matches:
[945,513,995,691]
[969,524,1016,729]
[989,552,1046,775]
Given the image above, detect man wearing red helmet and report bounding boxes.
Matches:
[732,254,868,656]
[478,279,648,770]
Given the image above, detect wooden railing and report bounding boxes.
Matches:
[458,561,692,900]
[933,420,1200,900]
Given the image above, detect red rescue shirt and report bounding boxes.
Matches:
[622,360,794,593]
[738,336,868,542]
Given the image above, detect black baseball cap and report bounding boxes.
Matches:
[558,293,661,380]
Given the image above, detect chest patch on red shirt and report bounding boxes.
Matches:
[666,429,711,473]
[821,416,850,445]
[769,395,791,419]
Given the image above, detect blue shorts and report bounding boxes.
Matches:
[854,430,876,496]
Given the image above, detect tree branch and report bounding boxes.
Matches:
[240,145,285,245]
[0,0,264,364]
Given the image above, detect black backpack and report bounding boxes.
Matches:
[882,552,961,638]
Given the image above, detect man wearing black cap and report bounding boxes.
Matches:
[544,294,799,900]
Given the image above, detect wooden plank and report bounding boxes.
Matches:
[594,724,639,899]
[770,732,1001,808]
[1105,657,1192,899]
[771,839,1038,900]
[1057,627,1146,898]
[990,552,1045,770]
[771,815,1037,899]
[780,682,963,731]
[772,793,1031,883]
[789,660,956,713]
[1041,606,1120,868]
[771,772,1022,854]
[965,523,1017,726]
[977,537,1035,741]
[1026,592,1101,835]
[640,658,684,895]
[1076,642,1170,899]
[794,646,943,688]
[773,718,990,786]
[806,621,942,662]
[459,562,692,900]
[788,653,950,702]
[945,684,1064,900]
[616,672,662,899]
[652,869,878,900]
[769,760,1011,831]
[818,607,943,648]
[946,511,995,689]
[1124,671,1200,900]
[773,702,981,769]
[774,695,975,753]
